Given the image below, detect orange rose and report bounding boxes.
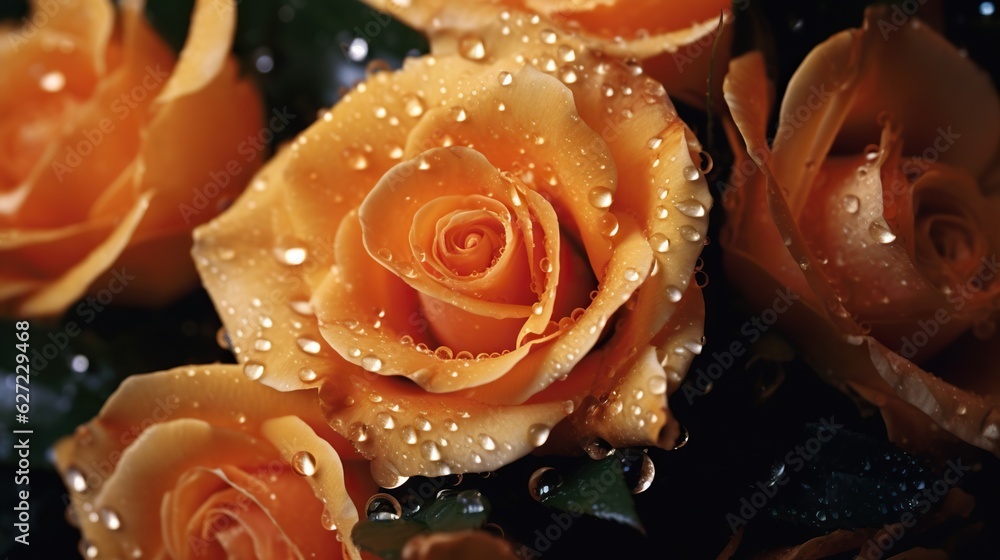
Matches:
[55,365,374,559]
[722,7,1000,458]
[0,0,262,316]
[359,0,732,108]
[193,5,710,483]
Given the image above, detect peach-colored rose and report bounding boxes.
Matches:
[0,0,262,316]
[55,365,374,559]
[360,0,733,108]
[193,5,710,483]
[722,7,1000,458]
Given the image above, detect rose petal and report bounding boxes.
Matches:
[18,192,151,315]
[318,371,568,478]
[261,416,364,560]
[155,0,236,103]
[402,530,519,560]
[867,337,1000,456]
[54,365,362,558]
[193,163,337,392]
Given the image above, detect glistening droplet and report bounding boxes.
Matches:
[528,467,562,501]
[291,451,318,476]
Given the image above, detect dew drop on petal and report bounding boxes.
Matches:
[370,459,409,489]
[276,247,308,265]
[297,337,322,355]
[588,186,614,208]
[843,195,860,214]
[291,451,318,476]
[459,35,486,60]
[649,233,670,253]
[244,362,264,381]
[362,354,383,372]
[683,166,701,181]
[498,70,513,86]
[478,433,497,450]
[421,441,442,461]
[298,368,318,382]
[100,508,121,531]
[404,94,425,117]
[528,424,550,447]
[675,199,706,218]
[65,467,89,493]
[679,225,702,243]
[869,222,897,244]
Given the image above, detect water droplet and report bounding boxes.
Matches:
[683,166,701,181]
[647,137,663,150]
[450,106,468,122]
[459,35,486,60]
[65,468,88,493]
[843,195,860,214]
[39,70,66,92]
[297,337,322,355]
[79,540,98,559]
[291,451,318,476]
[321,508,338,531]
[679,225,702,242]
[528,467,562,501]
[421,441,442,461]
[345,149,369,171]
[254,338,272,352]
[362,354,383,372]
[366,493,402,521]
[675,199,706,218]
[498,70,513,86]
[403,94,425,117]
[401,426,418,444]
[539,28,558,44]
[557,44,576,61]
[100,507,121,531]
[624,268,640,282]
[588,186,613,208]
[528,424,550,446]
[290,299,314,315]
[478,433,497,450]
[457,489,487,514]
[869,222,897,244]
[558,66,578,84]
[244,362,264,381]
[298,368,318,382]
[370,459,408,489]
[649,233,670,253]
[376,412,396,430]
[276,246,308,265]
[599,214,620,237]
[648,374,668,395]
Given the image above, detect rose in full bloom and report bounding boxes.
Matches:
[0,0,262,316]
[360,0,732,108]
[193,5,711,483]
[55,365,373,559]
[722,7,1000,458]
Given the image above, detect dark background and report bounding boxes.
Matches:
[2,0,999,558]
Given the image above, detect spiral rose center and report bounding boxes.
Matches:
[435,210,507,277]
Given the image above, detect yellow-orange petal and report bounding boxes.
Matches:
[193,159,337,392]
[319,371,569,478]
[261,416,364,560]
[18,192,151,316]
[155,0,236,103]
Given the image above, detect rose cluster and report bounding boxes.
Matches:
[11,0,992,558]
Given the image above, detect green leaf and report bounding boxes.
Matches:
[352,489,491,559]
[350,519,426,560]
[411,490,491,532]
[538,457,644,533]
